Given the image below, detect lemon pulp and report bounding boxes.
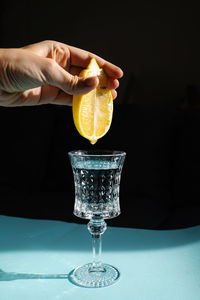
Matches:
[72,58,113,144]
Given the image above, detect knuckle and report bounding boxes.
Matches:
[53,45,70,67]
[69,75,79,91]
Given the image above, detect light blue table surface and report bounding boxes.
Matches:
[0,215,200,300]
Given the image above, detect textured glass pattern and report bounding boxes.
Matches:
[72,263,120,287]
[68,150,126,287]
[69,151,126,219]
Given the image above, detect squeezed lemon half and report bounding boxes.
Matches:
[72,58,113,144]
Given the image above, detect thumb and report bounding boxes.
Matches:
[44,59,99,95]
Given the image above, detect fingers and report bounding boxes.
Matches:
[51,90,73,106]
[69,66,119,90]
[43,59,99,95]
[37,85,73,106]
[0,83,117,107]
[16,41,121,106]
[22,40,123,94]
[111,89,117,100]
[23,41,123,79]
[107,78,119,90]
[42,57,120,102]
[0,87,42,107]
[67,44,123,79]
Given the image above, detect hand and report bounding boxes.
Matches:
[0,40,123,106]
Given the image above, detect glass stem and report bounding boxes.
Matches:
[88,213,107,272]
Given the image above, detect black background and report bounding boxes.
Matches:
[1,0,200,104]
[0,0,200,229]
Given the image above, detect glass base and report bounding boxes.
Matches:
[71,263,120,287]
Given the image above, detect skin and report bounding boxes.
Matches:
[0,40,123,107]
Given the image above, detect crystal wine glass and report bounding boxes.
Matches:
[68,150,126,287]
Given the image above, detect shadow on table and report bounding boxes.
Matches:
[0,268,69,281]
[1,215,200,252]
[0,268,89,287]
[104,225,200,251]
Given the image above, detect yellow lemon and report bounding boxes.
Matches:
[72,58,113,144]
